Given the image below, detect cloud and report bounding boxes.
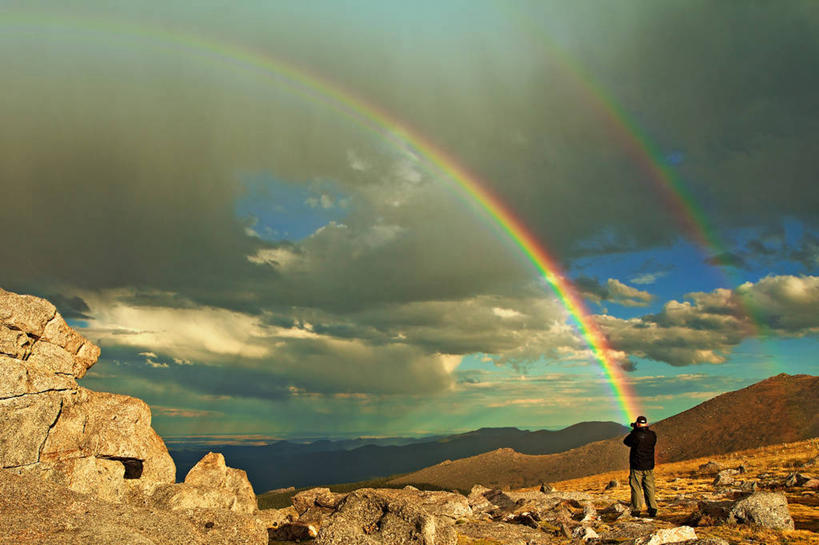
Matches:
[77,290,466,396]
[629,271,668,285]
[598,275,819,367]
[737,275,819,333]
[706,252,748,269]
[576,277,654,307]
[83,291,279,362]
[2,1,815,314]
[151,406,221,419]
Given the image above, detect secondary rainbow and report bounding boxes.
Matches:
[512,26,773,344]
[2,12,641,422]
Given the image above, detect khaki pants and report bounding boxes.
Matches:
[629,468,657,511]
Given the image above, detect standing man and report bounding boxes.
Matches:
[623,415,657,517]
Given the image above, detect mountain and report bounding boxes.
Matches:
[170,421,628,491]
[389,373,819,490]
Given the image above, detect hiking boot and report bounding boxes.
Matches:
[647,508,657,517]
[630,510,641,517]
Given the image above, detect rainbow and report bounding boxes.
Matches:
[2,11,641,422]
[507,22,774,345]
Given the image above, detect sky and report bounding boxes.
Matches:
[1,0,817,441]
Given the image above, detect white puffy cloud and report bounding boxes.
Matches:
[598,275,819,367]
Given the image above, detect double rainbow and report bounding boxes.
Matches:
[3,12,650,422]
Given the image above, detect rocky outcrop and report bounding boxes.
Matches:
[0,288,175,501]
[0,288,270,543]
[697,461,722,475]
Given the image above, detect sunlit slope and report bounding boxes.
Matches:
[390,374,819,490]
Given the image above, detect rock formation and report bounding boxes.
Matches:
[0,288,265,544]
[0,287,174,500]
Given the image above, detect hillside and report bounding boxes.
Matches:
[172,421,627,491]
[390,373,819,490]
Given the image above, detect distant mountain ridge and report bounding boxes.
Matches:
[390,373,819,490]
[170,421,628,491]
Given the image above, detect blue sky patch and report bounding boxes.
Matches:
[235,173,350,241]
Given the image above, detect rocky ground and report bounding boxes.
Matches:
[263,439,819,545]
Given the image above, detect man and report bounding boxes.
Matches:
[623,415,657,517]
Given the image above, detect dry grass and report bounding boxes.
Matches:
[541,438,819,544]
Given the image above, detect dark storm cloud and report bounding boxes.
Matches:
[789,233,819,270]
[1,1,817,404]
[2,1,817,305]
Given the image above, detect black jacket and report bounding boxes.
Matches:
[624,427,656,470]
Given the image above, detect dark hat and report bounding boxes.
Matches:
[635,415,647,424]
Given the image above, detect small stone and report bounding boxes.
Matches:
[713,470,735,487]
[539,482,554,493]
[270,522,318,541]
[635,526,697,545]
[784,472,810,487]
[698,461,722,475]
[738,480,759,492]
[605,479,619,490]
[503,511,539,528]
[572,525,598,541]
[580,501,597,522]
[292,487,346,514]
[799,456,818,468]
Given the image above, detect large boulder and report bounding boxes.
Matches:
[727,492,794,530]
[185,452,257,514]
[687,492,794,530]
[0,288,175,502]
[151,453,257,514]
